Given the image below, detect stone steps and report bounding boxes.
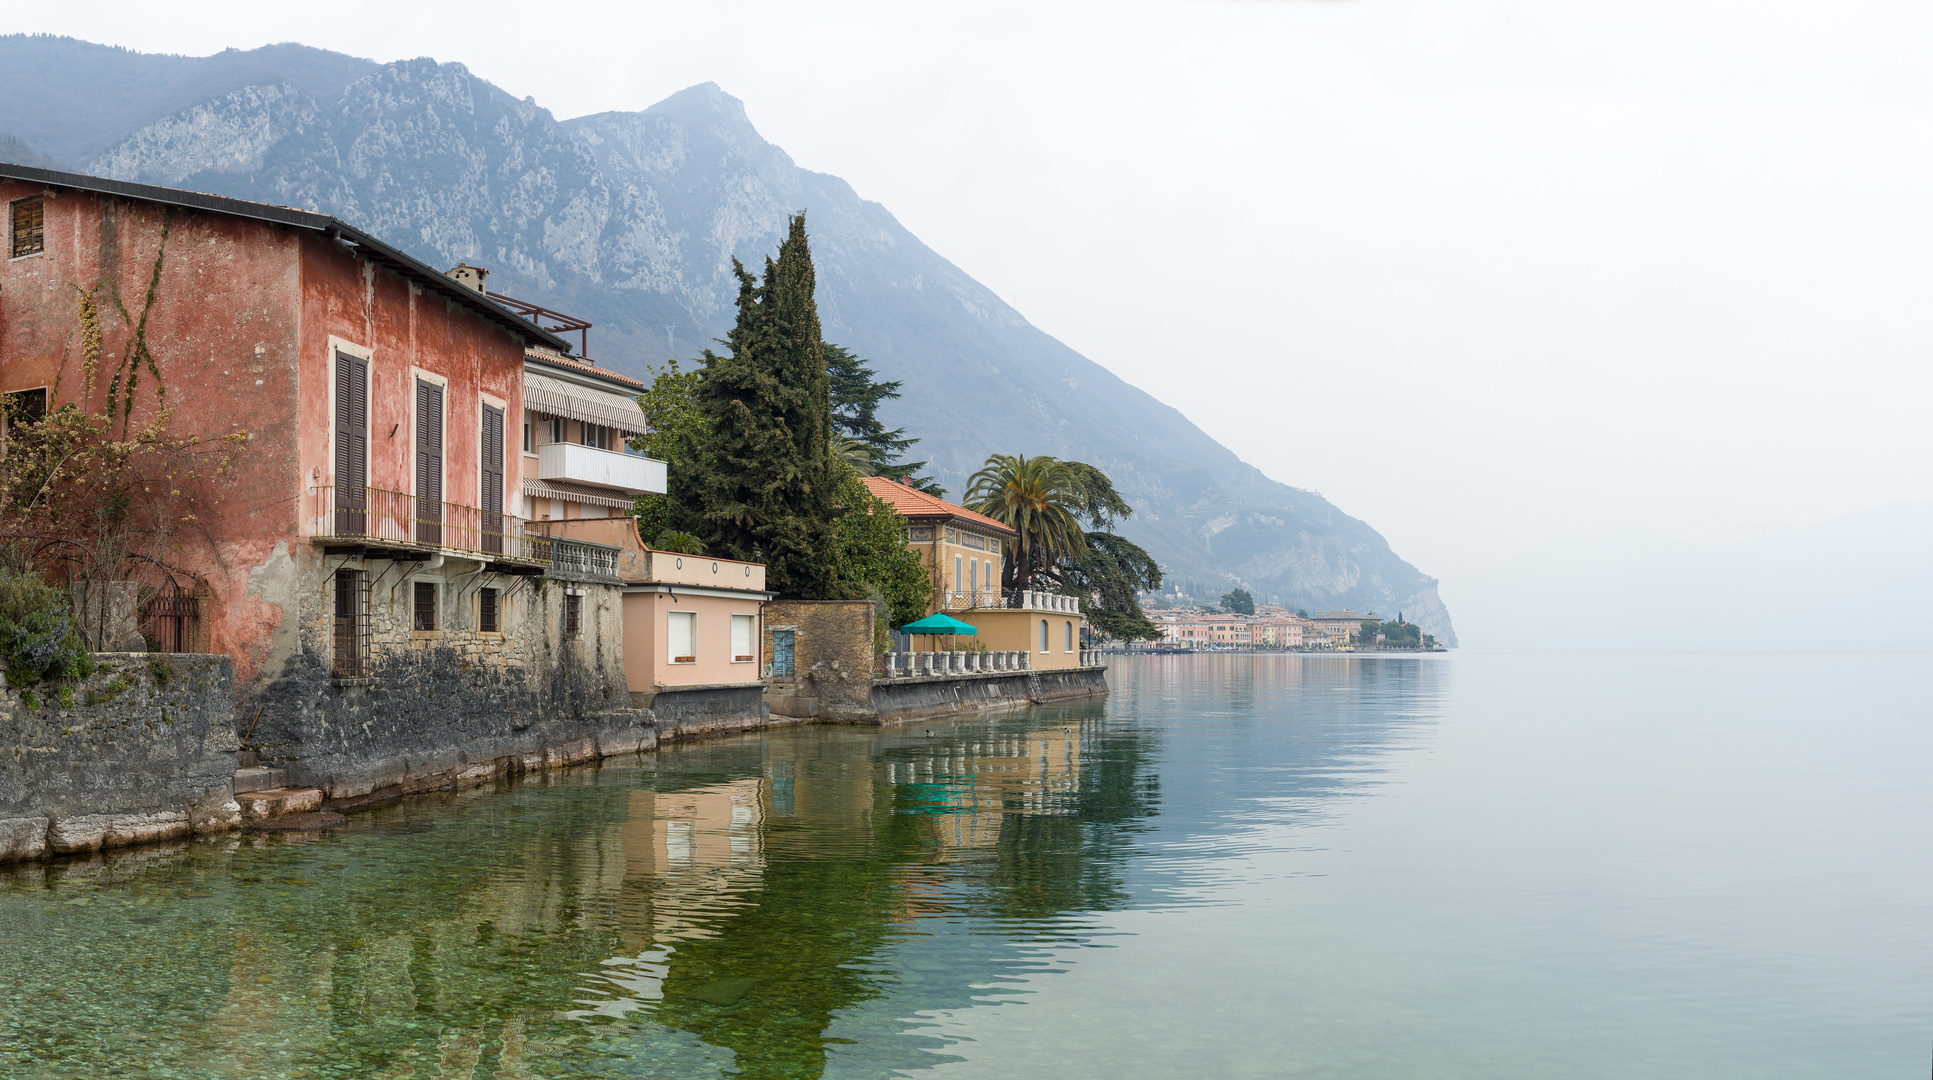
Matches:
[237,786,325,825]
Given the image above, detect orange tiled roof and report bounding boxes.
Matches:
[860,476,1017,536]
[525,347,645,389]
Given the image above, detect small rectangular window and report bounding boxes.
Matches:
[522,422,532,453]
[413,581,439,631]
[731,614,754,662]
[1,388,47,438]
[479,587,500,633]
[564,593,582,637]
[549,417,565,444]
[668,610,695,663]
[11,196,44,258]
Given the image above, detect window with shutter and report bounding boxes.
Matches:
[481,403,504,555]
[731,614,755,662]
[668,611,695,663]
[415,379,443,544]
[333,353,368,536]
[10,196,44,258]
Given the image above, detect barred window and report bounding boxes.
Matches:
[11,196,43,258]
[479,587,500,633]
[564,592,582,637]
[413,581,439,631]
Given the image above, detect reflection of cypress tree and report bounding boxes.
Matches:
[648,790,933,1080]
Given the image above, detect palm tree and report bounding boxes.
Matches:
[963,454,1086,591]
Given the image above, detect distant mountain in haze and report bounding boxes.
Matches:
[0,35,1458,643]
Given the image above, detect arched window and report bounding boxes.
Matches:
[1040,619,1049,652]
[1065,621,1073,652]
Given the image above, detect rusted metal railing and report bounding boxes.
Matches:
[308,485,549,564]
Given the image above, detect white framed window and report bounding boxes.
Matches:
[1040,618,1049,652]
[731,614,755,662]
[669,610,696,663]
[955,554,963,592]
[548,416,565,444]
[1066,621,1074,652]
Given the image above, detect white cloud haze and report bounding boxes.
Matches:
[20,0,1933,643]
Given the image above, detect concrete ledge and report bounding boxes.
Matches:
[636,683,768,743]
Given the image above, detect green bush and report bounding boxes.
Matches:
[0,568,94,688]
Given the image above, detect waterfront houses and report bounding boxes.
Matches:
[861,476,1089,670]
[0,164,768,815]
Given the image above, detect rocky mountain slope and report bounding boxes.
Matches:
[0,36,1456,642]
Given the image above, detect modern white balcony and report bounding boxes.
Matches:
[536,442,667,495]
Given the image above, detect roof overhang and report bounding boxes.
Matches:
[0,163,574,354]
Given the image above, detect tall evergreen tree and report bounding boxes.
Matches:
[823,342,941,494]
[681,215,839,597]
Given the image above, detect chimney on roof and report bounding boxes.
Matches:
[446,262,488,295]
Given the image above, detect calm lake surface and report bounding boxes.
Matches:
[1,651,1928,1078]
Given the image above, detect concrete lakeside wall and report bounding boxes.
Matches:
[0,654,242,864]
[871,666,1109,725]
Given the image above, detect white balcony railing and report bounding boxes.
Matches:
[536,442,667,495]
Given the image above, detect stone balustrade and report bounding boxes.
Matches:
[880,650,1032,678]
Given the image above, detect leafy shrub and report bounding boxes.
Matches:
[148,657,172,685]
[0,568,94,688]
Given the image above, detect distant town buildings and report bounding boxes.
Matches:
[1138,604,1433,651]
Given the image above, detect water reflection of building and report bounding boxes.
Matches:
[886,723,1083,854]
[619,780,766,947]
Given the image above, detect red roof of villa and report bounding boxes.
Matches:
[860,476,1017,536]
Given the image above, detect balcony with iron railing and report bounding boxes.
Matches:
[307,484,549,568]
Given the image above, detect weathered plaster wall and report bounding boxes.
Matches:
[0,654,241,864]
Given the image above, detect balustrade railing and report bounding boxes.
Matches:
[308,485,548,563]
[549,537,621,580]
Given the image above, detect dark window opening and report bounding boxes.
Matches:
[564,593,582,637]
[2,388,47,438]
[522,421,532,453]
[333,569,369,678]
[480,587,500,634]
[11,196,44,258]
[414,581,439,632]
[580,422,610,451]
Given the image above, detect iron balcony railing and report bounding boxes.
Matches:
[548,537,621,580]
[309,484,549,564]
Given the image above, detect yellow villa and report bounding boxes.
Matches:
[861,476,1089,671]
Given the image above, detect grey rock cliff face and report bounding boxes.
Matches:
[2,40,1455,641]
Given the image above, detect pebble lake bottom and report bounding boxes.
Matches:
[0,651,1927,1079]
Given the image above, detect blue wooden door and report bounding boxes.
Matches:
[771,629,795,678]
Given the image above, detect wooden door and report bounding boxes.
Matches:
[415,379,444,545]
[333,352,368,536]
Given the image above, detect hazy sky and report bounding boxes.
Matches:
[25,0,1933,623]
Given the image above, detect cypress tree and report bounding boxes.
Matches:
[683,214,838,597]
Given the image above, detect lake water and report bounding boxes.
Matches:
[1,651,1927,1078]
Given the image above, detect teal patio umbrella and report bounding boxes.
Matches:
[899,612,978,652]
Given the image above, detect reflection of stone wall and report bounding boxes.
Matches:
[0,653,241,863]
[763,600,877,723]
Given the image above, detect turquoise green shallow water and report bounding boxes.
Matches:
[1,651,1928,1078]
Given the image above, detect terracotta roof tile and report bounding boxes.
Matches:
[860,476,1017,536]
[525,347,645,389]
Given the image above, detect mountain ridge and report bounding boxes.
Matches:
[0,37,1458,643]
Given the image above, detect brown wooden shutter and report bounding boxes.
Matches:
[333,353,368,534]
[415,379,444,544]
[481,403,504,554]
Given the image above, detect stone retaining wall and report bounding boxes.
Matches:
[870,665,1108,725]
[0,654,241,863]
[633,682,773,743]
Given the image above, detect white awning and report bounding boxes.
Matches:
[522,477,636,511]
[523,372,648,434]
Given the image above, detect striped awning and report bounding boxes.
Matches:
[523,372,647,434]
[523,477,636,511]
